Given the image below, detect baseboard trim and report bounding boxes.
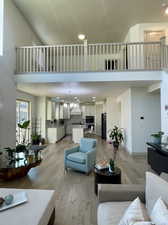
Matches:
[132,152,147,157]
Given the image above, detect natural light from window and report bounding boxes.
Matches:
[0,0,4,56]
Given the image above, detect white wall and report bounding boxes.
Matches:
[117,89,132,154]
[131,88,161,154]
[106,97,121,140]
[125,23,168,42]
[118,87,161,154]
[0,0,41,147]
[161,71,168,134]
[36,96,47,139]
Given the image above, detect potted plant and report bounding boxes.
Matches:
[4,147,16,159]
[31,133,41,145]
[109,126,124,150]
[16,144,27,153]
[108,126,124,161]
[18,120,30,144]
[151,131,164,144]
[109,158,115,173]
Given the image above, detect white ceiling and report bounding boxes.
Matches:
[13,0,167,44]
[17,81,158,102]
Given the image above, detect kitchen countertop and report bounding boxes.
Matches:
[72,125,86,129]
[47,125,65,128]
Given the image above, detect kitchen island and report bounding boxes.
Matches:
[72,125,85,143]
[48,126,65,143]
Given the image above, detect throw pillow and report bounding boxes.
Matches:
[118,197,149,225]
[150,197,168,225]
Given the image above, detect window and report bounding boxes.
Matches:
[0,0,4,56]
[16,100,31,144]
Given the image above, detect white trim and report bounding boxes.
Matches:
[15,71,162,83]
[148,82,161,92]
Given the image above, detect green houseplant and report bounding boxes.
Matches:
[108,126,124,161]
[31,133,41,145]
[5,147,16,159]
[109,126,124,150]
[16,144,27,153]
[18,120,30,144]
[151,131,164,144]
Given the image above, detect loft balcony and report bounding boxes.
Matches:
[16,41,165,74]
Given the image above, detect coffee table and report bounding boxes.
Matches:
[94,167,121,195]
[0,188,56,225]
[0,150,42,180]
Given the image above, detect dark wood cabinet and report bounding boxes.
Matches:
[147,145,168,175]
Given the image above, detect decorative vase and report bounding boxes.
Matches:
[109,165,114,173]
[109,159,115,173]
[151,136,161,144]
[113,141,119,149]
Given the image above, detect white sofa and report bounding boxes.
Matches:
[97,172,168,225]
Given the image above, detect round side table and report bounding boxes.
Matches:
[94,167,121,195]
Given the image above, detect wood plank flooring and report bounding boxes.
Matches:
[0,135,148,225]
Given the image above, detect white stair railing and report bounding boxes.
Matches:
[162,44,168,69]
[16,41,161,73]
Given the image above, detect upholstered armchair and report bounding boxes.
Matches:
[64,138,97,174]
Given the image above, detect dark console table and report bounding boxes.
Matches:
[147,142,168,175]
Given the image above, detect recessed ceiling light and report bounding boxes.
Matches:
[78,34,86,40]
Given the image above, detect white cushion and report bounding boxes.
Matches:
[150,197,168,225]
[118,197,149,225]
[160,172,168,182]
[97,201,131,225]
[146,172,168,215]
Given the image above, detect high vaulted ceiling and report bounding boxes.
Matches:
[13,0,167,44]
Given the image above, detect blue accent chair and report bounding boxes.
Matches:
[64,138,97,174]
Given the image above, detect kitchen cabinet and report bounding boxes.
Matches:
[47,126,65,143]
[59,104,64,119]
[82,105,96,118]
[47,100,52,120]
[72,127,84,143]
[63,103,70,119]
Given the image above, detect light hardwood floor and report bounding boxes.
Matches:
[0,136,148,225]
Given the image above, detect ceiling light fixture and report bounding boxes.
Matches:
[165,6,168,14]
[162,2,168,15]
[78,34,86,40]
